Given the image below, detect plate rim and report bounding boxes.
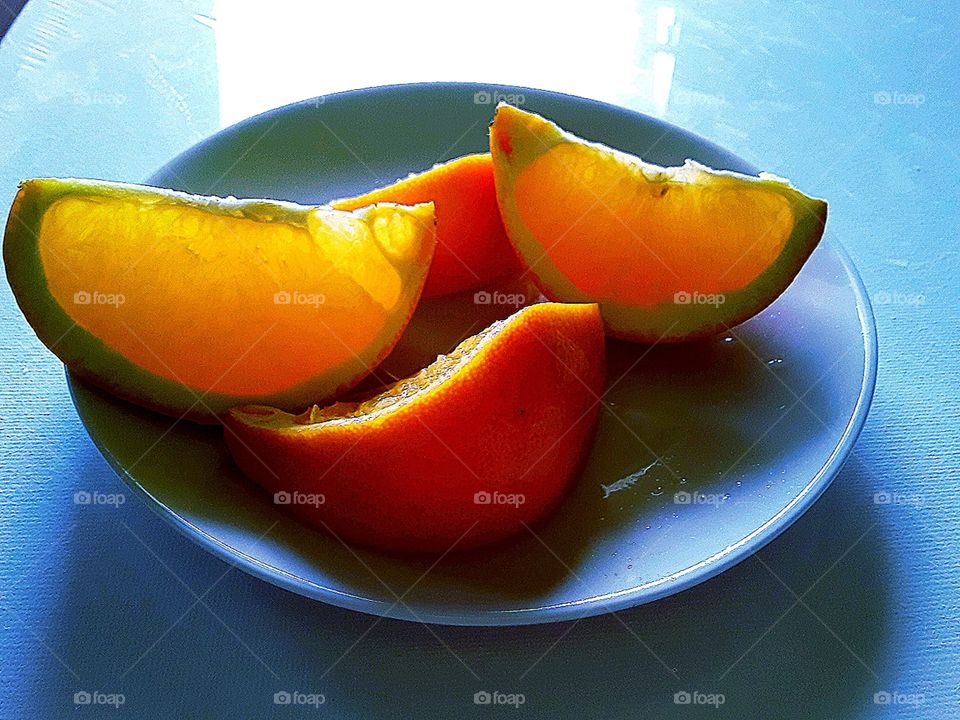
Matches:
[71,81,878,626]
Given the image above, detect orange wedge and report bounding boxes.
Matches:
[4,179,436,421]
[490,104,827,341]
[224,302,605,554]
[333,153,520,298]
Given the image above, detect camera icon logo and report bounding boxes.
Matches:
[674,491,691,505]
[474,690,492,705]
[73,290,92,305]
[74,691,92,705]
[274,690,292,705]
[274,491,292,505]
[674,690,692,705]
[74,491,92,505]
[474,491,492,505]
[673,291,691,305]
[274,290,291,305]
[473,90,492,104]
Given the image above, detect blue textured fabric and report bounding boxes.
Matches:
[0,1,956,718]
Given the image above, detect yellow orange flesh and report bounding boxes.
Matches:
[514,144,795,306]
[37,193,433,397]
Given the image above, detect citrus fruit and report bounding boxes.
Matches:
[332,153,520,298]
[4,178,436,421]
[489,104,828,341]
[352,272,542,394]
[224,302,605,554]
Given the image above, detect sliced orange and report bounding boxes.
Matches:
[490,104,828,341]
[332,153,520,298]
[3,179,436,421]
[224,302,605,554]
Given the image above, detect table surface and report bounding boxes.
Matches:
[1,1,957,718]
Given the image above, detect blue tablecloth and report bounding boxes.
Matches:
[1,1,957,717]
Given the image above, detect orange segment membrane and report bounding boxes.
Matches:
[293,320,496,426]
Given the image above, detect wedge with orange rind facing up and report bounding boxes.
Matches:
[332,153,520,298]
[224,302,605,554]
[489,103,828,342]
[3,178,436,422]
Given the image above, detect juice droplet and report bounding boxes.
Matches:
[767,358,784,366]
